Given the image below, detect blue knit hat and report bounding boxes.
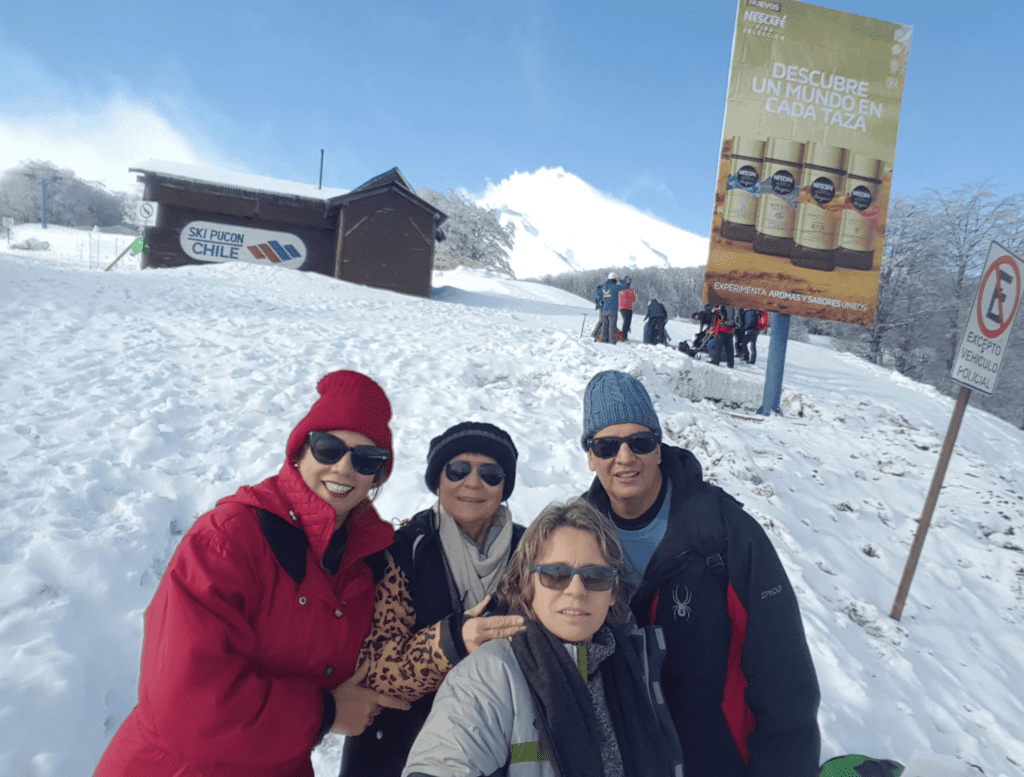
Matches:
[581,371,661,449]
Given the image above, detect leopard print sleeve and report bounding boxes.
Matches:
[357,551,454,702]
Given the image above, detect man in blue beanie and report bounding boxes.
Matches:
[579,370,821,777]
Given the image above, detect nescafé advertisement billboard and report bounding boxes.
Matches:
[705,0,912,326]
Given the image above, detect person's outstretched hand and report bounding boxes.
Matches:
[329,661,411,736]
[461,595,526,654]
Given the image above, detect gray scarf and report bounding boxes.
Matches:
[435,501,514,610]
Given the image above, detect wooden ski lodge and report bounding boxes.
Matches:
[130,161,446,298]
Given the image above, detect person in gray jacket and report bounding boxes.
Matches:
[402,498,683,777]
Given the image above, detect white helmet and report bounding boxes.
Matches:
[607,272,617,279]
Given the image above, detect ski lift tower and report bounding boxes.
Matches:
[24,167,63,229]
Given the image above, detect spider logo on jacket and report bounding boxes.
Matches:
[672,586,692,620]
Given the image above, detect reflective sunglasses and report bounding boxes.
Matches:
[530,564,618,592]
[585,431,660,459]
[444,459,505,487]
[307,431,390,476]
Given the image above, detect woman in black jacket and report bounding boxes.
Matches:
[339,422,527,777]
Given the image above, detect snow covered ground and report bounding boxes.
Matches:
[1,224,1022,777]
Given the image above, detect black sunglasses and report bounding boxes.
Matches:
[531,564,618,592]
[444,459,505,487]
[585,431,660,459]
[307,431,390,476]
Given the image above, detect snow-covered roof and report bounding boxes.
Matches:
[129,160,349,203]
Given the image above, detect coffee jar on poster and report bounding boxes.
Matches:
[752,138,805,257]
[790,142,849,271]
[834,154,884,270]
[720,137,766,243]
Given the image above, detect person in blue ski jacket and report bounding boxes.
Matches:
[598,273,629,344]
[578,371,821,777]
[643,299,669,345]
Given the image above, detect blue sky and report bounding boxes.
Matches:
[0,1,1016,236]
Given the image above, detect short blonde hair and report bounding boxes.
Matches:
[497,498,633,624]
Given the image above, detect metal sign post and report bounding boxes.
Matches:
[890,242,1022,620]
[889,386,970,621]
[757,312,790,415]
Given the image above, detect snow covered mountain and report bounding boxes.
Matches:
[2,224,1022,777]
[475,167,710,279]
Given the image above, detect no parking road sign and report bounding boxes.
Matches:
[892,240,1022,621]
[950,241,1022,395]
[137,201,158,227]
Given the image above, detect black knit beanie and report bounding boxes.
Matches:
[424,422,518,501]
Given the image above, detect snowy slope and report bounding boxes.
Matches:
[476,167,710,279]
[1,225,1022,777]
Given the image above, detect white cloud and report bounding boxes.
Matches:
[0,93,211,192]
[0,38,223,193]
[619,172,674,203]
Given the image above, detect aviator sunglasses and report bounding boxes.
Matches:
[531,564,618,592]
[307,431,390,476]
[585,431,660,459]
[444,459,505,487]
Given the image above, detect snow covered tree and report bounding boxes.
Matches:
[418,187,516,278]
[820,184,1024,427]
[121,189,145,229]
[868,195,936,373]
[0,161,128,228]
[921,184,1024,370]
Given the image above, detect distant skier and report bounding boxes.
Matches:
[734,307,749,362]
[643,298,669,345]
[709,305,735,368]
[597,273,630,344]
[618,276,637,340]
[591,284,604,339]
[741,308,762,364]
[693,303,714,334]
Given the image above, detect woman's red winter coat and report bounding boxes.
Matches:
[711,315,734,335]
[94,460,395,777]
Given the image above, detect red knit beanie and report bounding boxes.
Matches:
[286,371,394,479]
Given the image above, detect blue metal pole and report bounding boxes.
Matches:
[41,180,50,229]
[757,312,791,416]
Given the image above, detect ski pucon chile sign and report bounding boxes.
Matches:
[179,221,307,269]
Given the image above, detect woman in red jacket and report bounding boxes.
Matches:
[709,305,736,368]
[95,370,414,777]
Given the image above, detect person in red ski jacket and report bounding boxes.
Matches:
[94,370,418,777]
[618,277,637,341]
[710,305,736,368]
